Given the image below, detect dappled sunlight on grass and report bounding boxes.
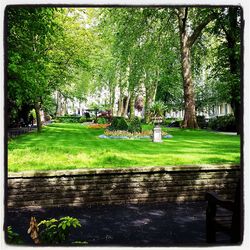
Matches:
[8,123,240,172]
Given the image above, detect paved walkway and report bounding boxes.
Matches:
[6,202,231,246]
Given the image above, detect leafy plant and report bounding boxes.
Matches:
[97,117,108,124]
[6,226,23,244]
[57,116,82,123]
[150,101,167,117]
[128,116,142,133]
[196,115,208,129]
[79,117,86,123]
[38,216,81,244]
[108,117,129,131]
[208,114,236,132]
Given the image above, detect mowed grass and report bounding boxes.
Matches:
[8,123,241,172]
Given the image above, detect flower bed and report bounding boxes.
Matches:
[87,124,110,129]
[98,130,173,139]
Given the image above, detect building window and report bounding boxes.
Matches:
[225,104,228,115]
[220,104,224,114]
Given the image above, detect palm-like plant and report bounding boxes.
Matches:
[150,101,167,117]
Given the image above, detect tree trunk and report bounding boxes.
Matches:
[109,85,116,116]
[56,91,62,117]
[144,84,156,124]
[180,36,198,128]
[226,7,241,134]
[176,7,216,128]
[34,102,42,132]
[177,8,198,128]
[122,95,130,117]
[129,93,135,120]
[117,88,124,117]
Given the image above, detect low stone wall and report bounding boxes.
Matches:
[7,165,241,209]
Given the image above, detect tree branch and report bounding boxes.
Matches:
[175,7,188,33]
[183,7,188,31]
[188,13,217,47]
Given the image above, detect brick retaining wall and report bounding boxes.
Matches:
[7,165,241,208]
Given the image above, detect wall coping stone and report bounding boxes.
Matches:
[8,164,240,179]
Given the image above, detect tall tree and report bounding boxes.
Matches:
[175,7,216,128]
[7,7,60,131]
[212,7,242,134]
[7,7,94,129]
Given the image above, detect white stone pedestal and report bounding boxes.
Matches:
[152,126,162,143]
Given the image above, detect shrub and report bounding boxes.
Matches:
[79,117,86,123]
[108,117,128,131]
[6,226,23,244]
[167,120,181,128]
[162,118,175,127]
[57,116,81,123]
[38,216,81,244]
[97,117,108,124]
[128,117,142,133]
[196,115,208,129]
[208,114,236,132]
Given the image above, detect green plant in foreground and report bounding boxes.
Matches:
[6,226,23,244]
[38,216,81,244]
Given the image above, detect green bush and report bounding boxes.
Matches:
[108,117,128,131]
[128,117,142,133]
[57,116,82,123]
[6,226,23,244]
[196,115,208,129]
[38,216,81,244]
[79,117,86,123]
[97,117,108,124]
[162,118,175,127]
[208,114,236,132]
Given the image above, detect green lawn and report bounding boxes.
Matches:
[8,123,240,172]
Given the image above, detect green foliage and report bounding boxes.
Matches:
[38,216,81,244]
[208,114,236,132]
[162,118,177,127]
[196,115,208,129]
[29,109,36,119]
[79,117,86,123]
[150,101,167,117]
[42,96,57,117]
[7,7,95,129]
[57,116,82,123]
[128,117,142,133]
[6,226,23,244]
[97,117,108,124]
[7,7,61,125]
[109,117,128,131]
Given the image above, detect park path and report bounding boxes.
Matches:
[6,201,231,246]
